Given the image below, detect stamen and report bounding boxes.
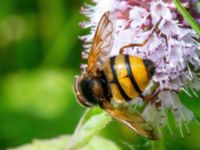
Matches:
[183,122,191,135]
[167,123,174,136]
[190,87,199,97]
[185,60,194,80]
[181,87,192,97]
[177,123,184,138]
[169,94,178,111]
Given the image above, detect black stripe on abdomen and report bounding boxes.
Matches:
[100,71,112,101]
[125,55,142,95]
[110,56,132,101]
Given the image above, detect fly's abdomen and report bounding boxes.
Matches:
[103,54,154,102]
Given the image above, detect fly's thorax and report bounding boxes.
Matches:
[74,75,103,107]
[74,72,112,107]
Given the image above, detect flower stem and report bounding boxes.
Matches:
[151,141,165,150]
[173,0,200,37]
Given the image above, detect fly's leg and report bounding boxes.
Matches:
[143,88,179,111]
[119,19,162,54]
[143,88,179,102]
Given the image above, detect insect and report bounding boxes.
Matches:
[74,11,161,140]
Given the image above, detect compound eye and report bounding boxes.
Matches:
[79,78,99,106]
[74,76,94,107]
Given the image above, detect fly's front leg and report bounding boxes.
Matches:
[119,42,148,54]
[119,19,162,54]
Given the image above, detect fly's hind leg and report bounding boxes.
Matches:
[143,88,179,109]
[119,19,162,54]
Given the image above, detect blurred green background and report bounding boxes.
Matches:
[0,0,200,150]
[0,0,85,149]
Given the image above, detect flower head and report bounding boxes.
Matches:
[80,0,200,137]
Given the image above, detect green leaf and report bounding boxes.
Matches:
[2,69,74,119]
[9,135,121,150]
[151,141,166,150]
[66,111,112,150]
[173,0,200,36]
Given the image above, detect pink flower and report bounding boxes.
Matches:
[80,0,200,137]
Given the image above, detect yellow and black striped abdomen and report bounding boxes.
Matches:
[103,54,155,103]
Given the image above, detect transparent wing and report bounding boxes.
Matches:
[102,101,159,140]
[87,11,113,74]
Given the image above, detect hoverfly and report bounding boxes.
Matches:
[74,11,161,140]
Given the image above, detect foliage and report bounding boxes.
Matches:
[9,136,121,150]
[0,0,200,150]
